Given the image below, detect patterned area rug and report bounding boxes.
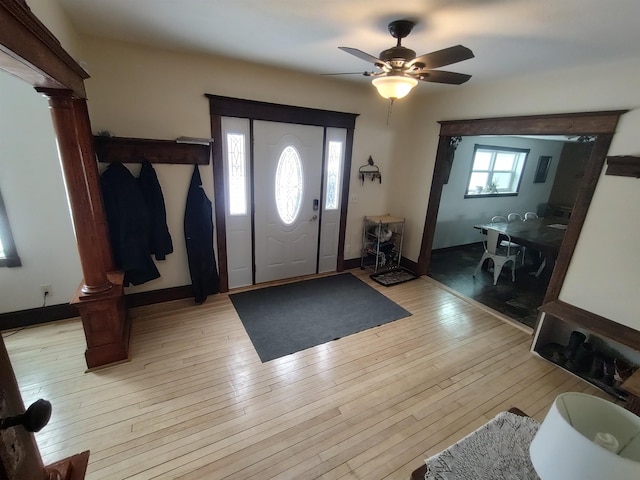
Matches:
[370,268,419,286]
[424,411,540,479]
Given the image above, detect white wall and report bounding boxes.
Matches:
[0,71,82,314]
[433,136,564,249]
[389,57,640,331]
[27,0,84,61]
[79,35,409,294]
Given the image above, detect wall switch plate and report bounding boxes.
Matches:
[40,284,51,296]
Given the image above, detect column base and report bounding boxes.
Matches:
[72,271,130,369]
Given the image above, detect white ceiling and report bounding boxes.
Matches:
[56,0,640,90]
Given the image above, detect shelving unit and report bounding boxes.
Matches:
[360,215,404,273]
[532,301,640,404]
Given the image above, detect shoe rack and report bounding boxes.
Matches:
[531,300,640,403]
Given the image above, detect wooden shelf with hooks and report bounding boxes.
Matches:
[93,136,210,165]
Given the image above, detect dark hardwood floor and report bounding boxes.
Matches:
[428,243,551,328]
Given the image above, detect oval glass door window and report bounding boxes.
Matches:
[275,145,303,225]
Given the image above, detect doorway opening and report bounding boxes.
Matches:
[415,111,625,329]
[427,134,595,328]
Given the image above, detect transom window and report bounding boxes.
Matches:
[465,145,529,197]
[275,145,303,225]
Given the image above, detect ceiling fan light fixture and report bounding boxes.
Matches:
[371,75,418,100]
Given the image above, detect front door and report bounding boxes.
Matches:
[253,121,324,283]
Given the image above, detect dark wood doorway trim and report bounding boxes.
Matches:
[417,110,627,305]
[206,95,358,292]
[0,0,88,96]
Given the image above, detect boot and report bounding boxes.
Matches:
[567,343,593,373]
[602,356,615,386]
[589,352,604,379]
[565,331,586,363]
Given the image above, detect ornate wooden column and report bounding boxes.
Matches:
[72,97,114,272]
[36,88,110,293]
[36,88,129,369]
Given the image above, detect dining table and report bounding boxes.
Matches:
[474,217,569,276]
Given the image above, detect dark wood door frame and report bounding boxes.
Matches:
[417,110,627,306]
[206,95,358,292]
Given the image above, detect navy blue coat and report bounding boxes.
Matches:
[138,161,173,260]
[100,163,160,286]
[184,166,219,303]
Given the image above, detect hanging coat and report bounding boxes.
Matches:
[100,163,160,286]
[138,160,173,260]
[184,166,219,303]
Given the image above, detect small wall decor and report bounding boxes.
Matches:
[359,156,382,184]
[443,136,462,185]
[533,155,552,183]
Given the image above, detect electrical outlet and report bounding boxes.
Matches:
[40,284,51,296]
[345,244,351,254]
[350,194,358,203]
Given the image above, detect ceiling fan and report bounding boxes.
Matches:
[337,19,474,100]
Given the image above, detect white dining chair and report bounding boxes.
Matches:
[524,211,539,220]
[507,213,523,222]
[491,215,525,264]
[473,228,520,285]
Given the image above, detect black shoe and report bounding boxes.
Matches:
[589,352,604,379]
[602,357,615,386]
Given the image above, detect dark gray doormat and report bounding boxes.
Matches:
[370,268,419,286]
[229,273,411,362]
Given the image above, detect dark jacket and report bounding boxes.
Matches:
[138,160,173,260]
[184,166,219,303]
[100,163,160,286]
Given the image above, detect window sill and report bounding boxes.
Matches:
[0,256,21,268]
[464,192,518,199]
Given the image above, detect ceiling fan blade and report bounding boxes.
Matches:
[338,47,387,67]
[321,72,371,76]
[408,45,474,69]
[415,70,472,85]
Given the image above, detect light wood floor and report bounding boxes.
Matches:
[4,270,608,479]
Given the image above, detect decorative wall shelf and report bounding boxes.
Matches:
[605,156,640,178]
[94,136,211,165]
[359,155,382,184]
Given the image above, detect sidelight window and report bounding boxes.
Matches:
[275,145,303,225]
[227,133,248,216]
[325,141,342,210]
